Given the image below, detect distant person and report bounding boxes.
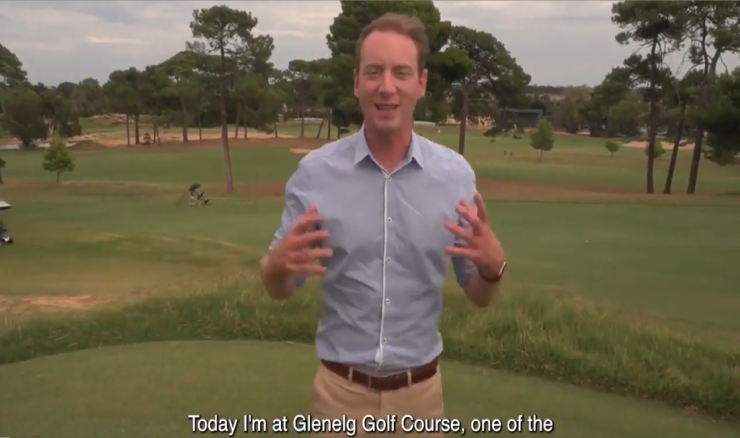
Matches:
[260,13,506,437]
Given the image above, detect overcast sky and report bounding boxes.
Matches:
[2,1,738,87]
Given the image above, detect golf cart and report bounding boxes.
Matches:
[188,183,210,206]
[0,200,13,245]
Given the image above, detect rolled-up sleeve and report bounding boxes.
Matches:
[269,160,310,288]
[451,166,478,289]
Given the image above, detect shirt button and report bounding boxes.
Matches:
[385,298,390,304]
[387,217,392,223]
[386,257,391,263]
[383,338,387,343]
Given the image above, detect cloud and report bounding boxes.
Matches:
[85,37,146,45]
[1,1,737,87]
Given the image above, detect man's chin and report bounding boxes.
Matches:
[369,119,401,134]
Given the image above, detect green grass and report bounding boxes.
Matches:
[2,341,737,438]
[0,124,739,434]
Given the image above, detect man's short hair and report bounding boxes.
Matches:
[355,13,430,73]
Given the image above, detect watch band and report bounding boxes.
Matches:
[479,261,507,283]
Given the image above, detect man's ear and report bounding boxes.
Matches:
[353,69,360,98]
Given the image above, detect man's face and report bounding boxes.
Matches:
[354,30,428,135]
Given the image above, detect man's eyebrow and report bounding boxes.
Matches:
[393,64,413,71]
[362,63,414,71]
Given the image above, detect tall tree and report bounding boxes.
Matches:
[159,51,203,143]
[552,86,591,134]
[682,2,740,193]
[695,71,740,165]
[325,1,471,133]
[102,70,139,147]
[233,32,275,140]
[74,78,104,117]
[663,70,701,193]
[189,5,262,193]
[582,67,633,137]
[0,88,47,147]
[51,97,82,139]
[612,0,685,194]
[286,60,322,138]
[0,43,29,113]
[448,26,530,155]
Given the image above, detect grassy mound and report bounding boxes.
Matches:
[2,279,738,423]
[1,340,738,437]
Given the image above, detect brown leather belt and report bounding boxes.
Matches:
[321,357,439,392]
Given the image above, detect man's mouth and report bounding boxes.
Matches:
[375,104,399,110]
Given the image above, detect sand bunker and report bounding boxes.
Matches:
[25,294,101,310]
[623,140,695,151]
[69,131,294,148]
[289,148,313,154]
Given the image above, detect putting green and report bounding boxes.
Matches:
[1,341,736,437]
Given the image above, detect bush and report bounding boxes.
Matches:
[42,134,76,183]
[605,140,621,157]
[530,118,555,160]
[644,142,666,159]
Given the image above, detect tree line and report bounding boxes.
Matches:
[0,1,738,194]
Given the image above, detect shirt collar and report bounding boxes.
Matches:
[352,124,425,169]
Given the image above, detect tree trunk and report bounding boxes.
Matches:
[327,109,332,140]
[134,112,140,144]
[274,121,278,138]
[181,103,189,142]
[687,129,704,194]
[645,39,659,194]
[243,115,247,139]
[539,149,543,161]
[198,113,203,141]
[234,107,240,139]
[316,117,325,139]
[300,98,305,138]
[610,152,613,158]
[457,86,469,156]
[687,25,722,195]
[664,103,686,194]
[0,168,4,184]
[56,170,60,184]
[125,114,131,147]
[219,48,234,193]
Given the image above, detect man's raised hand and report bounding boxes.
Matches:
[272,205,332,276]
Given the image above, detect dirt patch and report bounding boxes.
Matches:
[0,294,110,315]
[25,295,101,310]
[623,140,695,151]
[236,181,287,198]
[289,148,313,155]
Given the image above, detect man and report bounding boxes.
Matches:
[259,13,506,438]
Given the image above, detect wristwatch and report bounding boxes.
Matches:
[478,261,507,283]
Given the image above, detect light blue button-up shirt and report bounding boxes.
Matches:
[270,129,478,373]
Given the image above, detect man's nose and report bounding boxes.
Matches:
[378,71,396,95]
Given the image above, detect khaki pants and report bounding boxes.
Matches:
[311,363,445,438]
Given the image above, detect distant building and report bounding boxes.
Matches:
[498,108,543,128]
